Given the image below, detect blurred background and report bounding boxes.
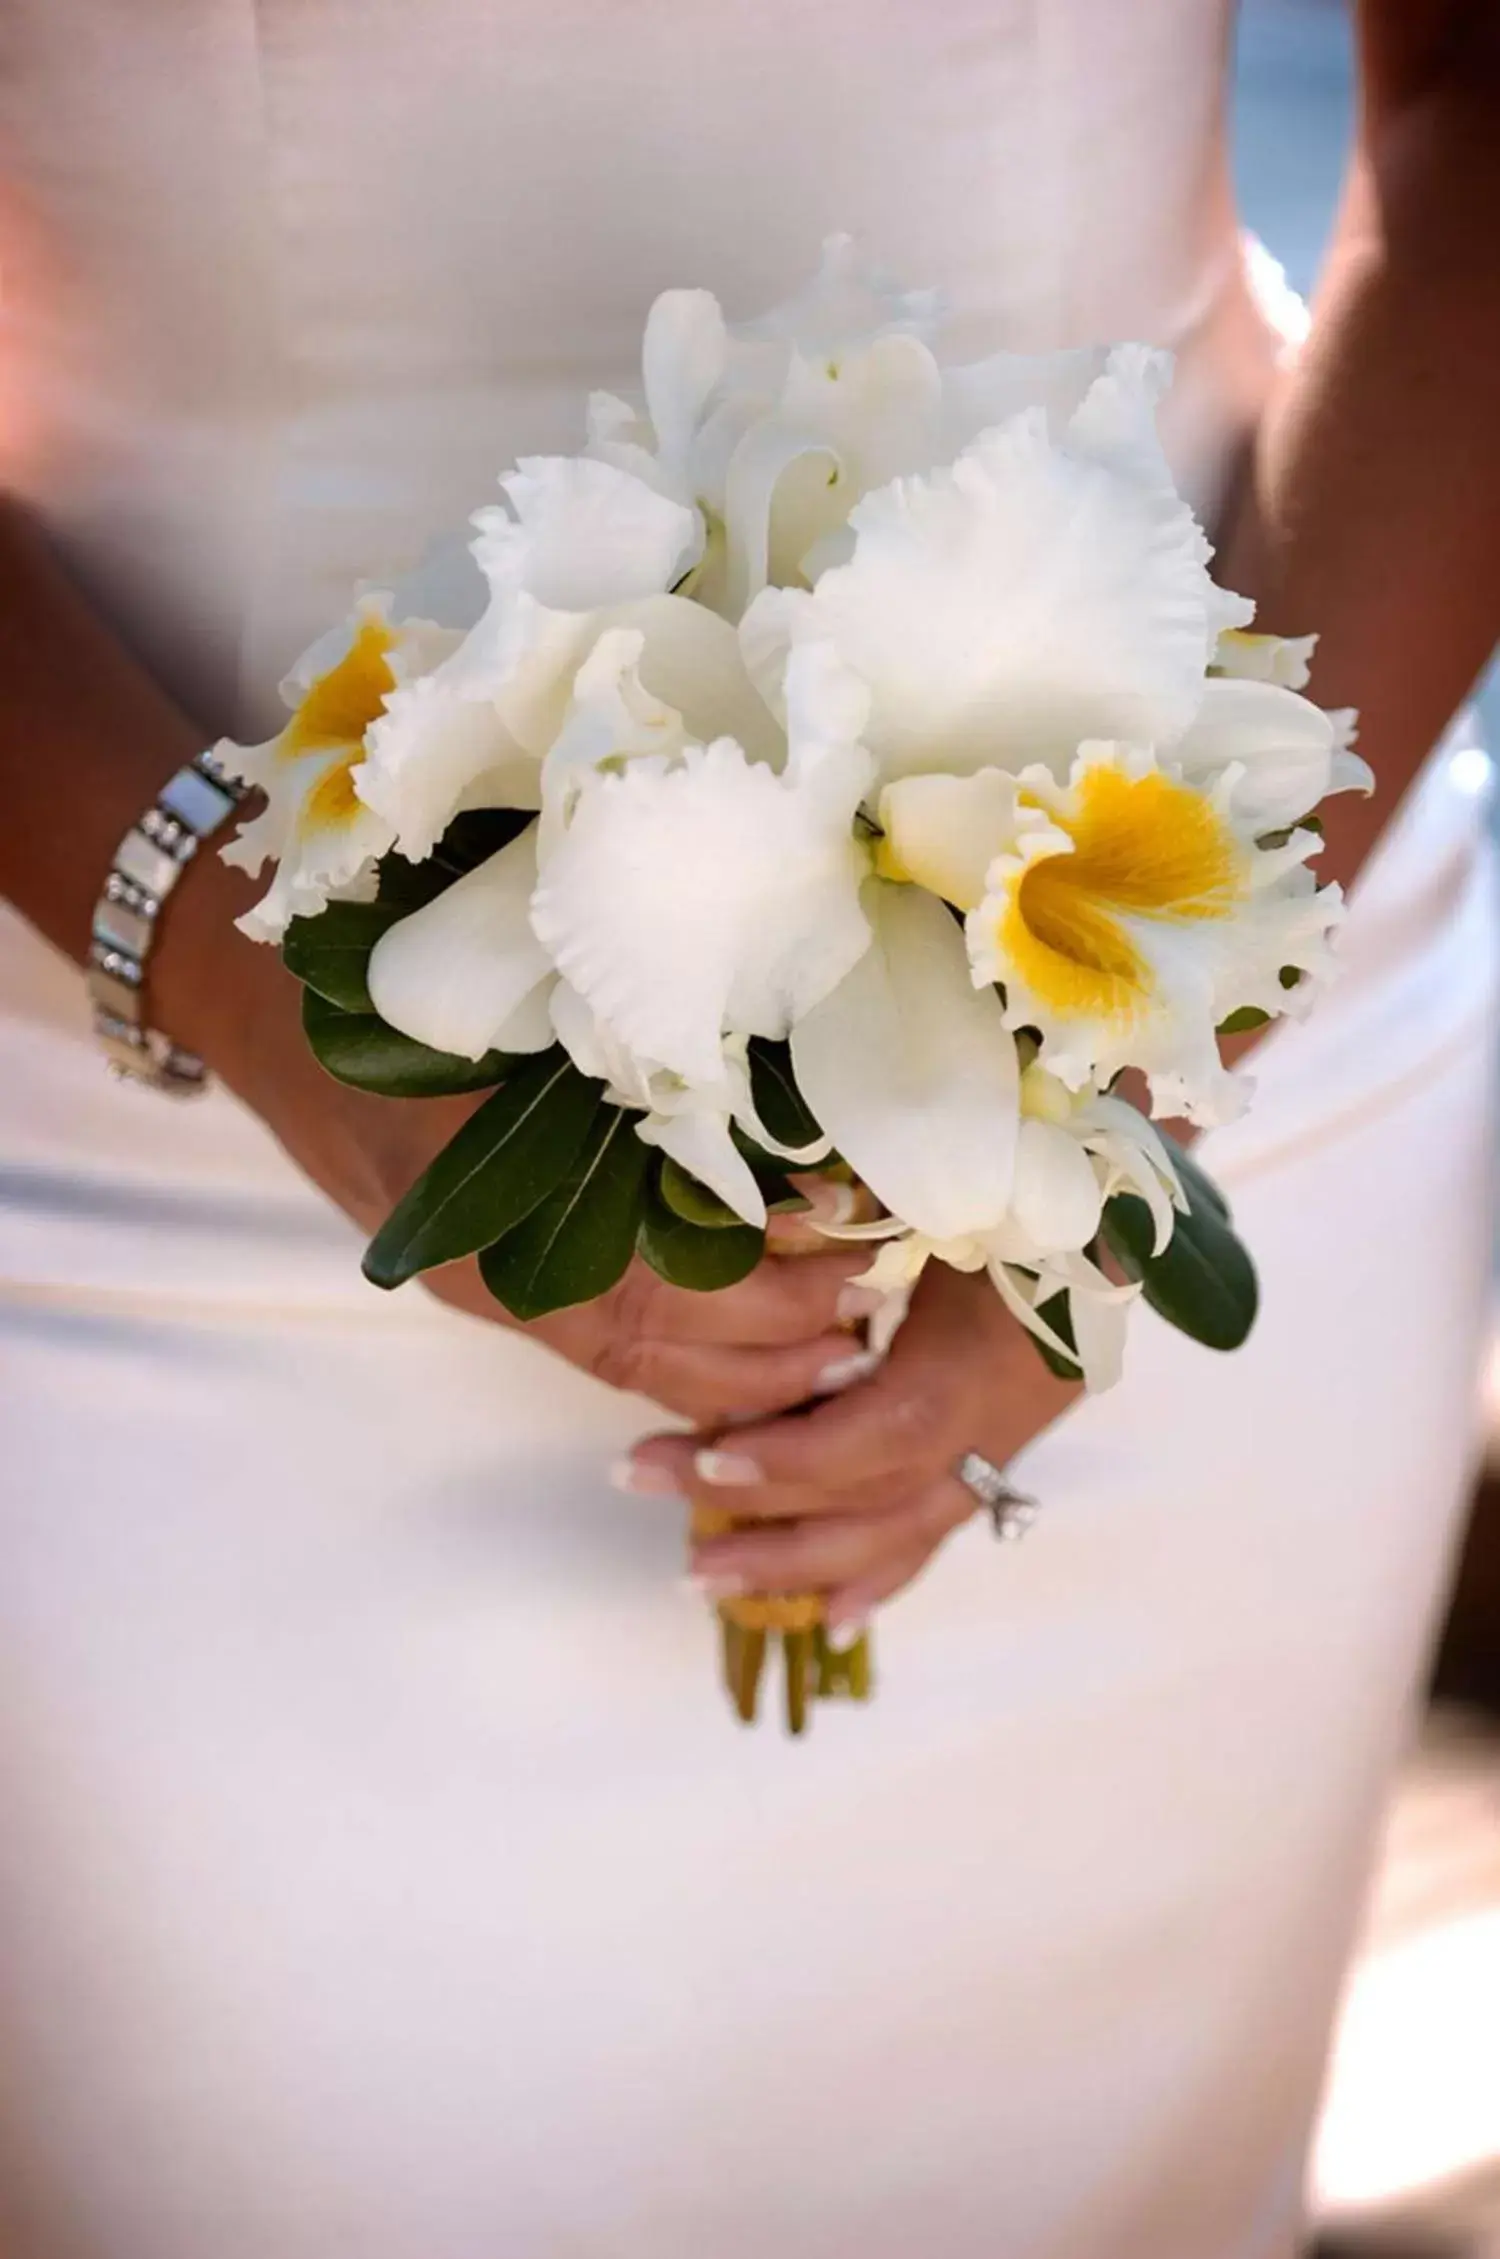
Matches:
[1233,7,1500,2255]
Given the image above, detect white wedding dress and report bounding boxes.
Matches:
[0,6,1494,2256]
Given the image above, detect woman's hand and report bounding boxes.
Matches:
[162,851,877,1427]
[622,1255,1081,1632]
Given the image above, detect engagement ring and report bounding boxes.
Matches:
[954,1452,1040,1542]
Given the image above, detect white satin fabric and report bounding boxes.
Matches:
[0,6,1495,2257]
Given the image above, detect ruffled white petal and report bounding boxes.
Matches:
[771,350,1249,784]
[225,752,396,942]
[791,880,1020,1241]
[531,720,872,1087]
[357,464,720,859]
[1171,675,1357,832]
[366,826,553,1060]
[476,453,703,614]
[357,674,536,859]
[217,594,447,938]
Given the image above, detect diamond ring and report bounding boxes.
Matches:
[953,1450,1040,1541]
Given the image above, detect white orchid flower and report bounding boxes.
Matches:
[742,346,1362,1122]
[530,638,874,1090]
[353,454,707,858]
[218,594,457,942]
[366,635,866,1228]
[589,237,1125,624]
[879,742,1344,1123]
[742,345,1252,780]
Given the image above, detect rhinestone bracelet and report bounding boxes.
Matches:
[86,749,246,1095]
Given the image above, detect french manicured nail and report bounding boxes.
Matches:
[693,1448,762,1486]
[806,1180,859,1226]
[815,1348,882,1394]
[828,1613,867,1646]
[836,1283,885,1325]
[683,1570,747,1599]
[609,1457,683,1497]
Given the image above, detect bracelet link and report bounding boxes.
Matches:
[87,749,245,1096]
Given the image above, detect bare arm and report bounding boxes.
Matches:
[1219,0,1500,895]
[0,500,431,1223]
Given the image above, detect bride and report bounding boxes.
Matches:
[0,3,1495,2253]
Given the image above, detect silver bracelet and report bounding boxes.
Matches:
[86,748,246,1095]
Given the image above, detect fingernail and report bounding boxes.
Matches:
[815,1348,882,1394]
[693,1448,762,1486]
[682,1570,748,1599]
[828,1612,867,1646]
[836,1283,885,1325]
[609,1457,683,1497]
[805,1179,859,1226]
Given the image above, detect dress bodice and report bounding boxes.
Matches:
[0,0,1281,737]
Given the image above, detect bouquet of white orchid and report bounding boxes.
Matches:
[219,239,1366,1732]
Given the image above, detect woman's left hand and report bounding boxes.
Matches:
[622,1257,1081,1636]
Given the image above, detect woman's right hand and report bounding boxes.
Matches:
[162,849,876,1428]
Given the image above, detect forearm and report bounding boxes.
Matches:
[0,500,305,1087]
[1219,8,1500,894]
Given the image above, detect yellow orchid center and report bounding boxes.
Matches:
[299,751,364,835]
[997,764,1246,1027]
[280,615,398,760]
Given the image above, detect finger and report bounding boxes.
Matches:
[627,1420,903,1521]
[708,1267,1078,1495]
[818,1474,981,1632]
[625,1248,883,1348]
[692,1347,955,1495]
[597,1328,864,1429]
[689,1500,927,1596]
[764,1174,864,1253]
[822,1535,950,1639]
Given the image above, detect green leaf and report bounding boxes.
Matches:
[478,1106,650,1320]
[1168,1132,1232,1220]
[1030,1288,1083,1381]
[1216,1005,1271,1036]
[747,1039,823,1151]
[302,988,515,1099]
[1102,1139,1256,1352]
[1257,811,1324,852]
[283,900,404,1014]
[729,1123,802,1193]
[375,809,535,910]
[362,1047,599,1288]
[637,1172,765,1292]
[658,1156,745,1229]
